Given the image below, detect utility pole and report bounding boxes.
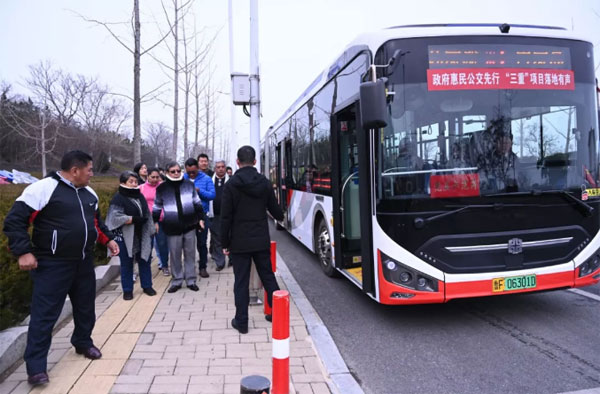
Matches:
[228,0,238,169]
[249,0,260,171]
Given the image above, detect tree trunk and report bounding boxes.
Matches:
[205,86,209,152]
[211,101,215,158]
[171,0,179,160]
[133,0,141,164]
[181,9,190,158]
[194,62,199,155]
[40,116,47,176]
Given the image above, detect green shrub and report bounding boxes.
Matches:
[0,177,118,331]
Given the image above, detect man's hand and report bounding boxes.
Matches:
[222,248,229,256]
[18,253,37,271]
[199,220,205,230]
[106,240,120,257]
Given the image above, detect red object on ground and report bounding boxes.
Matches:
[272,290,289,394]
[264,241,277,316]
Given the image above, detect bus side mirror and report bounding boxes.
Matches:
[359,79,388,130]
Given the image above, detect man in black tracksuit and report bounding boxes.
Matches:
[3,151,119,386]
[220,146,284,334]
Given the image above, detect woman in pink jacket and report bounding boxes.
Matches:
[140,168,170,276]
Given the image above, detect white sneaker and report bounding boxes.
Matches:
[133,273,137,282]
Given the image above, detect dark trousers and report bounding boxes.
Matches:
[116,239,152,292]
[154,222,169,269]
[231,249,280,328]
[209,215,225,268]
[196,216,212,270]
[25,257,96,375]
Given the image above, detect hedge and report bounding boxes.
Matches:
[0,176,118,331]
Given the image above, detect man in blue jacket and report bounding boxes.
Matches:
[3,150,120,386]
[183,157,215,278]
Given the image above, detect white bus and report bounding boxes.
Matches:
[263,23,600,304]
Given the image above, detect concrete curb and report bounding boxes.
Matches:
[0,256,121,377]
[275,251,364,394]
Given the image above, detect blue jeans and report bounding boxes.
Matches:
[154,222,169,269]
[197,216,212,269]
[116,239,152,292]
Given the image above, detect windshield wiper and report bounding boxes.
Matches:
[486,189,594,217]
[413,203,506,229]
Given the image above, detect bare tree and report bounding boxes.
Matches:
[145,122,173,166]
[148,2,219,160]
[76,1,174,164]
[76,83,130,168]
[27,61,93,127]
[0,97,58,176]
[0,63,99,175]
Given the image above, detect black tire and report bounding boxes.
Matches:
[316,220,338,277]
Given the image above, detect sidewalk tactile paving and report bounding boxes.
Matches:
[1,259,333,393]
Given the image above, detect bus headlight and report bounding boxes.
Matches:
[578,253,600,277]
[381,252,438,292]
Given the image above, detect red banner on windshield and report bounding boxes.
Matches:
[427,68,574,91]
[430,174,480,198]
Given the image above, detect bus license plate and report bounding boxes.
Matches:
[492,274,537,292]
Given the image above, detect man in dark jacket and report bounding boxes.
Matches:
[3,150,119,386]
[153,161,205,293]
[220,146,284,334]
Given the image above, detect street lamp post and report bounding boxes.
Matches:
[249,0,260,171]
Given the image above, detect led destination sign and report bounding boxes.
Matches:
[427,44,574,91]
[428,44,571,69]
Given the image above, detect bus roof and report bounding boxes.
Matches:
[265,23,591,136]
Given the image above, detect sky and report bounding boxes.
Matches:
[1,0,599,163]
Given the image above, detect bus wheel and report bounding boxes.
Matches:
[317,220,337,277]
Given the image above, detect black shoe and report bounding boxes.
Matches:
[265,314,272,322]
[75,345,102,360]
[187,284,199,291]
[231,318,248,334]
[199,268,209,278]
[123,291,133,300]
[167,285,181,293]
[215,265,224,271]
[227,261,233,267]
[28,372,49,386]
[143,287,157,296]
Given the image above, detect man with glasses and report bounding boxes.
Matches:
[183,158,215,278]
[153,162,205,293]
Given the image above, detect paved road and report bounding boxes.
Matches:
[270,223,600,394]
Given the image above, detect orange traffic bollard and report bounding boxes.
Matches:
[271,290,289,394]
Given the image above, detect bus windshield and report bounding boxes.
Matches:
[376,37,598,201]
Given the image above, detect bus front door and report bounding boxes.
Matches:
[276,139,293,229]
[332,105,363,280]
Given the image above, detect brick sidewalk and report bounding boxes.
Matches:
[0,263,332,394]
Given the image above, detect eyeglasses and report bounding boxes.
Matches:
[169,169,181,174]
